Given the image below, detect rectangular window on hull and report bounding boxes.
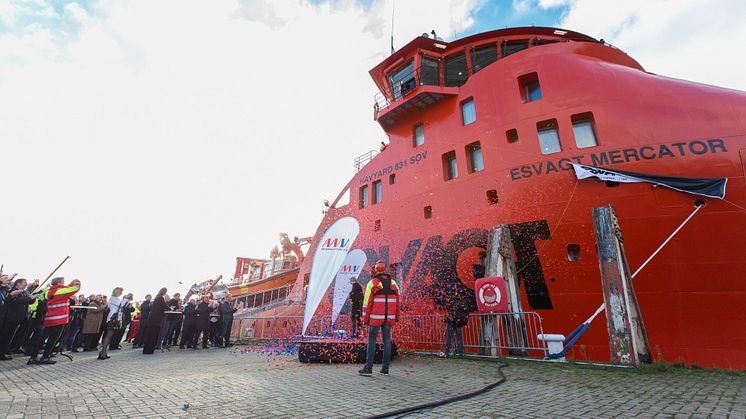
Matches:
[413,123,425,147]
[373,180,382,204]
[388,59,415,100]
[506,128,519,143]
[470,44,497,73]
[572,112,598,148]
[466,142,484,173]
[443,151,458,180]
[537,119,561,155]
[519,73,542,102]
[444,52,468,87]
[360,185,369,208]
[461,98,476,125]
[420,57,439,86]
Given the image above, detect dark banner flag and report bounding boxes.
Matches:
[571,163,727,199]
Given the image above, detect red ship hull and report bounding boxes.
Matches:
[294,28,746,369]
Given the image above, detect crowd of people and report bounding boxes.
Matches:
[0,272,238,365]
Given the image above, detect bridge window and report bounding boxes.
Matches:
[388,59,415,100]
[413,123,425,147]
[373,180,382,204]
[420,56,439,86]
[519,73,542,102]
[389,174,396,185]
[444,52,468,87]
[537,119,561,155]
[470,44,497,73]
[461,98,476,125]
[572,112,598,148]
[506,128,519,143]
[359,185,369,208]
[443,151,458,180]
[486,190,499,205]
[466,142,484,173]
[424,205,433,219]
[502,39,529,57]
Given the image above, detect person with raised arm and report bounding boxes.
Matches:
[0,278,38,360]
[28,277,81,365]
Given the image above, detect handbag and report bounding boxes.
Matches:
[109,299,126,329]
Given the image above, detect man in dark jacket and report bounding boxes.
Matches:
[219,298,238,348]
[9,279,39,354]
[193,296,210,349]
[0,278,38,360]
[348,277,363,338]
[440,296,470,358]
[133,294,151,348]
[179,299,197,349]
[161,294,181,347]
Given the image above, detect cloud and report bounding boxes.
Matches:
[512,0,533,14]
[548,0,746,91]
[234,0,286,29]
[0,0,480,298]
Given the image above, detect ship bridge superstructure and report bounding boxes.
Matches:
[370,27,630,128]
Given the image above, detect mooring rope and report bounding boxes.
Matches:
[548,202,705,358]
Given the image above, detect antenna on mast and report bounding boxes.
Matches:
[390,0,395,55]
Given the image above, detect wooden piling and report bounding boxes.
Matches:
[484,226,528,356]
[592,205,651,366]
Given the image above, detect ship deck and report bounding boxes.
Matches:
[0,346,743,417]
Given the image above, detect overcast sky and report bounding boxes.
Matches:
[1,0,745,299]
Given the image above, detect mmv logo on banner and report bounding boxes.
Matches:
[303,217,360,334]
[320,237,352,250]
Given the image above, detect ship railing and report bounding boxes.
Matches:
[354,149,379,172]
[234,284,293,313]
[232,311,548,359]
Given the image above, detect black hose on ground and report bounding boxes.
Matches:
[364,362,508,419]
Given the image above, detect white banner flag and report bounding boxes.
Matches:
[331,249,368,326]
[303,216,360,334]
[571,163,642,183]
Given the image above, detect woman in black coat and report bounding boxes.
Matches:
[143,288,167,355]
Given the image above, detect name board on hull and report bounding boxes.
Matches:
[509,139,727,181]
[359,151,428,185]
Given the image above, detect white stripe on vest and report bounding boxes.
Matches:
[45,314,68,321]
[47,303,68,309]
[373,297,397,303]
[369,314,396,319]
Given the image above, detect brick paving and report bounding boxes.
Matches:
[0,345,744,418]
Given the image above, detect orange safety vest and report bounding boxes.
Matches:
[44,281,81,327]
[362,274,400,327]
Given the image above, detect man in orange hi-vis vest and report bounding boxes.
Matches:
[359,261,399,376]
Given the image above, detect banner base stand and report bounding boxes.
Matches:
[298,338,398,364]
